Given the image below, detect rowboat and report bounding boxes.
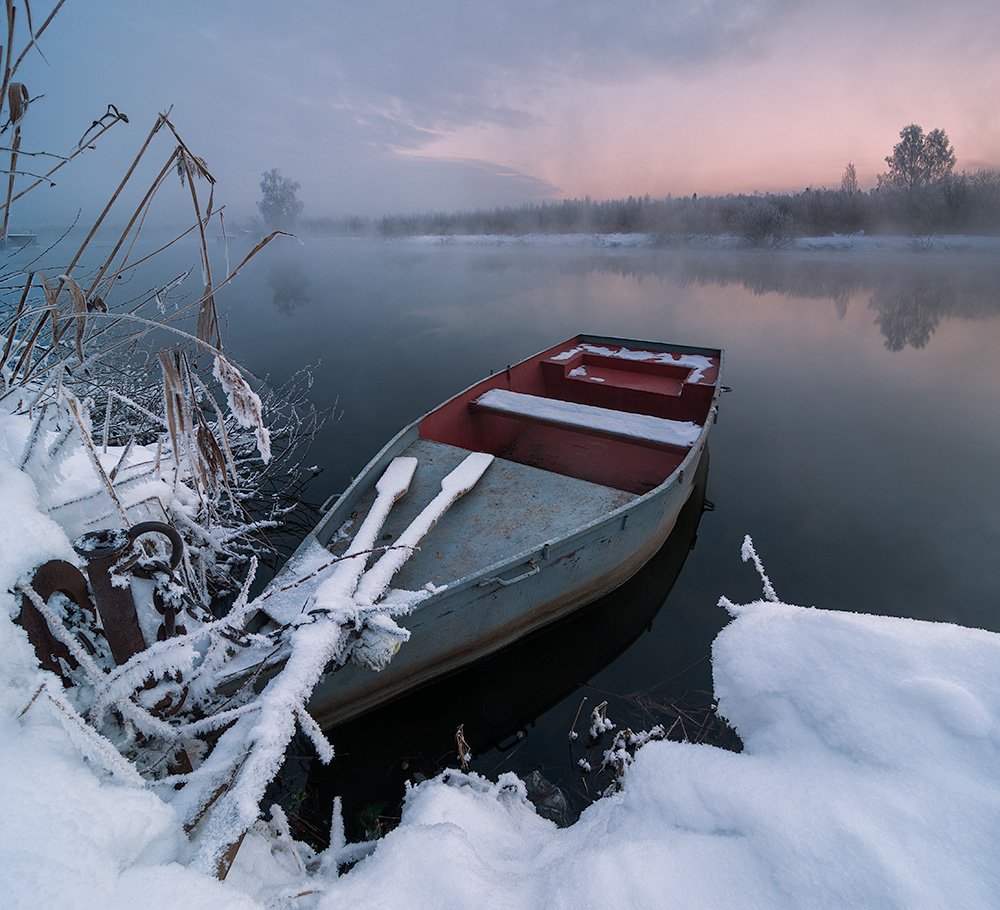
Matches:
[305,454,711,835]
[259,334,723,728]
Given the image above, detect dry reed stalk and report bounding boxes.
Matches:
[0,267,30,373]
[159,349,186,481]
[455,724,471,772]
[214,832,245,881]
[192,372,239,482]
[107,436,135,481]
[83,147,180,301]
[0,108,127,215]
[101,389,112,451]
[62,114,166,279]
[16,399,46,467]
[66,394,131,525]
[160,114,215,186]
[158,349,224,503]
[178,350,217,495]
[0,2,16,120]
[1,125,19,239]
[176,149,218,346]
[10,0,65,76]
[158,115,219,316]
[36,270,60,335]
[17,681,45,719]
[7,307,45,384]
[1,80,27,240]
[58,273,88,362]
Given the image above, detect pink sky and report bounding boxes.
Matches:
[413,1,1000,199]
[15,1,1000,220]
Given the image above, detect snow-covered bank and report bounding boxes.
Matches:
[392,231,1000,253]
[308,600,1000,909]
[4,379,1000,910]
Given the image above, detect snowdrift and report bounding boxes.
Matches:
[3,406,1000,908]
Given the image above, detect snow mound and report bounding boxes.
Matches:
[315,601,1000,909]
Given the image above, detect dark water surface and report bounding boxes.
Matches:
[50,233,1000,831]
[223,238,1000,625]
[218,237,1000,834]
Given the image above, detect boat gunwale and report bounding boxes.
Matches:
[303,334,723,606]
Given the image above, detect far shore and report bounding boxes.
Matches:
[386,231,1000,253]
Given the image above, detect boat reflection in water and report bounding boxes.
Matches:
[291,452,713,843]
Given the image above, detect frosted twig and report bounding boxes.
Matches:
[17,401,48,468]
[589,700,615,738]
[19,582,107,686]
[455,723,472,772]
[187,615,351,873]
[265,805,305,874]
[107,437,136,482]
[295,706,334,764]
[40,682,146,786]
[66,394,131,525]
[740,534,779,602]
[18,683,46,718]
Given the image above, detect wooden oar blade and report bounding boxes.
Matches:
[353,452,494,606]
[375,456,417,501]
[438,451,493,498]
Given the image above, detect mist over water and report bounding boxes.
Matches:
[223,236,998,830]
[14,233,999,822]
[227,238,1000,621]
[38,230,995,627]
[21,230,998,627]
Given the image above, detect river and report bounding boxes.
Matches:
[38,231,1000,836]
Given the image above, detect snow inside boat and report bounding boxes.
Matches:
[260,334,723,728]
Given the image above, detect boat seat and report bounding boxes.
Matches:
[470,389,701,448]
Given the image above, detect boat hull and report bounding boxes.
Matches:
[307,436,709,728]
[262,334,723,728]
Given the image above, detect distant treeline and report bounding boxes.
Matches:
[302,170,1000,242]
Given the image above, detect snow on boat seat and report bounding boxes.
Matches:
[471,389,701,448]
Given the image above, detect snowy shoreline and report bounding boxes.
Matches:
[4,381,1000,907]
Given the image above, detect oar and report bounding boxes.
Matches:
[354,451,494,606]
[312,456,418,604]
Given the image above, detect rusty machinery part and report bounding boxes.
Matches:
[72,521,185,666]
[127,521,184,579]
[128,522,187,642]
[18,560,98,684]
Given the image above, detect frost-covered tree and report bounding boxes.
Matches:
[880,125,956,190]
[922,129,958,183]
[257,168,304,230]
[841,162,859,194]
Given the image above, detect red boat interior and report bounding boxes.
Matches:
[419,338,720,494]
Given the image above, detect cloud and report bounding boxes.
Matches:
[222,0,791,147]
[9,0,998,221]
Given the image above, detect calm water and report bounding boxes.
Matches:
[44,233,1000,831]
[220,237,1000,626]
